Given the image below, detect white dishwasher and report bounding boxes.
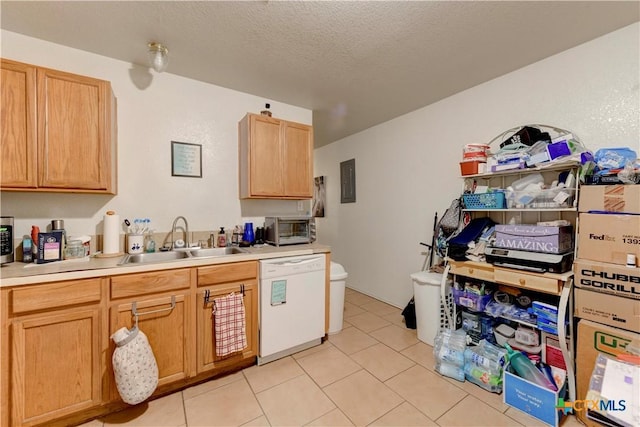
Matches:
[258,254,326,365]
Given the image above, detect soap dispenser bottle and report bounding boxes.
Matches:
[217,227,227,248]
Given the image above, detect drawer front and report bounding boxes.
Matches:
[494,268,561,295]
[11,278,102,314]
[450,263,494,282]
[197,261,257,286]
[111,268,191,299]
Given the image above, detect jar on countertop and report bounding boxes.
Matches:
[64,239,86,259]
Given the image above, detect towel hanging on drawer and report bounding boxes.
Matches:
[111,326,159,405]
[213,292,247,357]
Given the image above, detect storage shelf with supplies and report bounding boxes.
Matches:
[461,161,580,225]
[442,260,576,404]
[439,156,580,414]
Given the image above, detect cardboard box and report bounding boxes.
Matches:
[573,258,640,300]
[494,224,573,254]
[579,184,640,214]
[577,213,640,265]
[574,287,640,332]
[576,320,640,427]
[503,367,565,427]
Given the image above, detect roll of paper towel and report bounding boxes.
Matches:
[103,211,120,254]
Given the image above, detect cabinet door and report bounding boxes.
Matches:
[0,59,37,188]
[196,281,258,374]
[248,114,283,197]
[109,293,191,401]
[283,121,313,198]
[37,67,114,192]
[11,307,102,426]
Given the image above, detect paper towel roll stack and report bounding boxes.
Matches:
[103,211,121,254]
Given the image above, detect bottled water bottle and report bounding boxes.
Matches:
[434,329,467,367]
[436,361,465,382]
[463,340,506,374]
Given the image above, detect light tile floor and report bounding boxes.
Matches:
[81,288,582,426]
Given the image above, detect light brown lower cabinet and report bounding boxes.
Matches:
[107,269,194,401]
[196,281,258,374]
[0,259,298,426]
[196,261,259,374]
[3,278,105,427]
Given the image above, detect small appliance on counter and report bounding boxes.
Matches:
[265,216,314,246]
[0,216,14,265]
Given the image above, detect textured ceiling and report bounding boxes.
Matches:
[1,1,638,147]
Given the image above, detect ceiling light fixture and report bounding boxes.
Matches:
[147,42,169,73]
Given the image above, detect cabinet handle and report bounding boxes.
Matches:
[519,279,526,286]
[203,284,246,304]
[131,295,176,328]
[468,268,474,274]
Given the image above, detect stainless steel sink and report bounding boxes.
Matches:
[118,247,246,265]
[118,251,191,265]
[189,247,246,258]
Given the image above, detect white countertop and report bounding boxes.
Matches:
[0,243,331,287]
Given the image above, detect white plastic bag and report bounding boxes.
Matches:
[111,326,159,405]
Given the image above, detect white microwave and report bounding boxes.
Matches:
[265,217,315,246]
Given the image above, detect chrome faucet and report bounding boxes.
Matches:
[171,216,190,250]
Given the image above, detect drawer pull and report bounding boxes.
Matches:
[468,268,474,274]
[519,279,526,286]
[131,295,175,328]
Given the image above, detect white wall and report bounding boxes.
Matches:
[315,23,640,308]
[0,30,313,243]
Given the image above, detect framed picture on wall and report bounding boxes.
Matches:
[340,159,356,203]
[171,141,202,178]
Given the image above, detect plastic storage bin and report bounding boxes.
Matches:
[462,192,507,209]
[410,271,452,345]
[329,262,348,335]
[453,288,492,312]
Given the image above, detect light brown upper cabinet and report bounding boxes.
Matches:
[239,113,313,199]
[1,58,117,194]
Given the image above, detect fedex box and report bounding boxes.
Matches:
[577,213,640,265]
[494,224,573,254]
[579,185,640,214]
[573,258,640,300]
[576,320,640,426]
[574,287,640,333]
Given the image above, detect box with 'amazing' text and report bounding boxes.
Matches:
[577,213,640,266]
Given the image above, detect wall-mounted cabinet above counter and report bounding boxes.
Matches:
[0,58,117,194]
[238,113,313,199]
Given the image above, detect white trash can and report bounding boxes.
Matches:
[410,271,452,346]
[329,262,348,335]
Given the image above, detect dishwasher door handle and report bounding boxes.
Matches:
[271,257,322,267]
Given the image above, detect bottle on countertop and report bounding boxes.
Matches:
[31,225,39,260]
[217,227,227,248]
[51,219,66,256]
[22,237,33,263]
[231,225,242,246]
